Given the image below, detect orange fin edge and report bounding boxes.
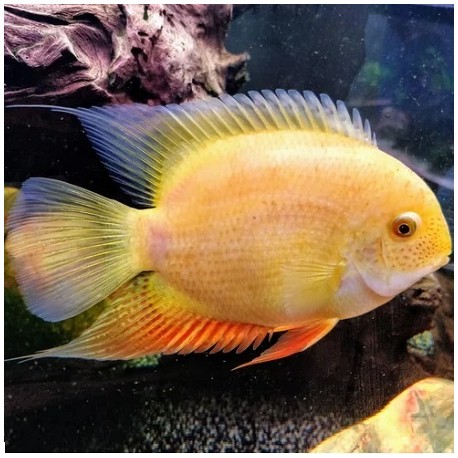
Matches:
[23,272,274,361]
[233,318,339,370]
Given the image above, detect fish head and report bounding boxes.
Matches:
[351,171,451,299]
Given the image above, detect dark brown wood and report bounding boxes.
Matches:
[4,4,248,105]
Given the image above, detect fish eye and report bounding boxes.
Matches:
[391,212,420,238]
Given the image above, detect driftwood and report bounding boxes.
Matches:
[4,4,248,105]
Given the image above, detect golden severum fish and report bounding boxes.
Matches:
[6,90,451,369]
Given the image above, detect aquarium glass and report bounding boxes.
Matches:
[4,4,453,453]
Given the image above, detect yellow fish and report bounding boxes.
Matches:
[6,90,451,369]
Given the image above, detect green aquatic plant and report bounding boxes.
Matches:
[356,61,392,90]
[4,285,108,359]
[122,354,161,369]
[423,46,453,92]
[5,283,161,367]
[407,330,435,357]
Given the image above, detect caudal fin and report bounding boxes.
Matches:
[6,178,143,322]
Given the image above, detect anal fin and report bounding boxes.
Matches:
[233,318,339,370]
[25,272,272,361]
[12,272,338,369]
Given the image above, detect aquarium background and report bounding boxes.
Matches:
[4,4,453,452]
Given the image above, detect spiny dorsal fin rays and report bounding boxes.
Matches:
[262,90,297,130]
[9,91,376,208]
[275,90,307,129]
[247,91,282,130]
[303,91,331,132]
[336,100,354,137]
[320,93,344,135]
[231,94,271,131]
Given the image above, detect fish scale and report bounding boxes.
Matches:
[157,137,353,325]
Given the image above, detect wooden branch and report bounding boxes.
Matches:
[4,4,248,105]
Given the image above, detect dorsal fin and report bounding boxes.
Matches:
[13,90,376,207]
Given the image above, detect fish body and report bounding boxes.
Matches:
[144,131,412,325]
[6,90,451,368]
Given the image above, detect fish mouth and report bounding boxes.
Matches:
[357,256,450,299]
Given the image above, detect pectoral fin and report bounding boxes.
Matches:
[282,259,345,317]
[233,318,339,370]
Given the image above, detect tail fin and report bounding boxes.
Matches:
[6,178,143,322]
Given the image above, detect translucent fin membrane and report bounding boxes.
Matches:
[6,178,140,322]
[22,273,272,361]
[12,273,338,369]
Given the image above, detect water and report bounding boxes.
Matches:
[4,4,453,452]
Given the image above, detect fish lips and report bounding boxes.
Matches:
[356,256,450,299]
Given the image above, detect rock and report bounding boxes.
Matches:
[310,377,453,453]
[4,4,248,105]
